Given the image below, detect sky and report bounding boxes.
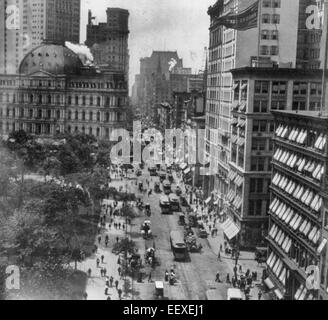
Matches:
[81,0,214,91]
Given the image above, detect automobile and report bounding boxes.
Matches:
[175,186,182,196]
[154,281,164,299]
[227,288,243,300]
[198,229,208,239]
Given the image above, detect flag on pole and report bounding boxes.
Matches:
[214,0,260,31]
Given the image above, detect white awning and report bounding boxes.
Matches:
[214,199,219,205]
[205,197,212,205]
[180,163,188,170]
[264,277,275,290]
[241,83,248,90]
[317,238,327,255]
[233,83,239,90]
[274,289,284,300]
[184,167,191,175]
[223,219,240,240]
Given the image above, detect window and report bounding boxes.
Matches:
[38,95,42,104]
[271,30,279,40]
[47,110,51,119]
[250,178,264,193]
[272,82,287,95]
[271,100,286,110]
[262,14,270,24]
[271,46,279,55]
[255,81,269,94]
[106,112,110,122]
[82,111,86,121]
[96,128,100,137]
[29,94,33,103]
[254,100,268,113]
[75,111,79,120]
[56,110,60,120]
[68,96,72,105]
[38,109,42,119]
[249,200,262,216]
[97,97,101,106]
[29,109,33,118]
[292,101,306,111]
[252,138,266,151]
[251,157,265,171]
[89,112,93,121]
[309,101,320,111]
[68,110,72,120]
[82,96,86,105]
[272,14,280,24]
[261,30,269,40]
[97,112,101,121]
[253,120,267,133]
[263,0,271,7]
[294,82,308,95]
[310,83,322,96]
[273,0,281,8]
[47,95,52,104]
[90,96,93,105]
[260,45,269,55]
[75,96,79,105]
[89,127,93,135]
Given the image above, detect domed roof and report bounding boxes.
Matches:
[19,43,83,75]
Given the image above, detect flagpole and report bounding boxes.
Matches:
[321,0,328,114]
[257,0,262,66]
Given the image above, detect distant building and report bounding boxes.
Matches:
[0,43,128,138]
[85,8,130,75]
[0,0,81,74]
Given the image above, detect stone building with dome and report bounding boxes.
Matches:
[0,42,129,138]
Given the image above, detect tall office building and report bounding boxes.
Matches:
[0,0,81,74]
[205,0,323,244]
[85,8,130,75]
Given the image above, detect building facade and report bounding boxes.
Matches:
[0,43,128,138]
[204,0,323,216]
[267,110,328,300]
[0,0,81,74]
[85,8,129,75]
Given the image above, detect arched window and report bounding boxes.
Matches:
[96,128,100,137]
[68,96,72,105]
[82,111,86,121]
[75,96,79,105]
[48,95,52,104]
[97,97,101,106]
[97,112,100,121]
[82,96,86,105]
[75,111,79,120]
[89,112,93,121]
[90,96,93,105]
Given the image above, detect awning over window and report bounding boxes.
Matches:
[233,83,239,90]
[226,189,235,202]
[317,238,327,255]
[237,137,245,147]
[233,195,242,210]
[228,171,237,181]
[264,277,275,290]
[184,167,191,175]
[241,83,248,91]
[232,101,240,110]
[205,197,212,205]
[222,219,240,240]
[231,135,238,144]
[231,118,238,125]
[237,119,246,128]
[239,101,246,112]
[274,289,284,300]
[180,163,188,170]
[234,175,243,188]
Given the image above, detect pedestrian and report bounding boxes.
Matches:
[215,272,221,282]
[104,268,107,277]
[101,267,104,277]
[226,274,231,283]
[87,268,92,278]
[148,272,152,283]
[101,255,105,264]
[218,251,221,260]
[110,276,114,287]
[123,224,125,231]
[93,245,98,254]
[83,292,88,300]
[105,286,109,296]
[98,236,101,245]
[105,239,109,247]
[118,267,122,276]
[220,244,223,252]
[258,290,262,300]
[239,265,243,273]
[96,258,100,268]
[106,277,110,287]
[116,236,119,244]
[115,280,119,289]
[165,270,169,282]
[117,256,121,265]
[246,269,250,277]
[118,288,123,300]
[118,222,121,230]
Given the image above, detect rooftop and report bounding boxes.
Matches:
[272,110,328,121]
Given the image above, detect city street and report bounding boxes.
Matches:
[79,166,267,300]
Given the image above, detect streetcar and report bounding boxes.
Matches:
[170,231,188,261]
[163,180,171,195]
[159,195,171,214]
[169,193,180,211]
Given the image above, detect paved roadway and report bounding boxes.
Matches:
[131,168,232,300]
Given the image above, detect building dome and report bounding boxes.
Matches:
[19,43,84,75]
